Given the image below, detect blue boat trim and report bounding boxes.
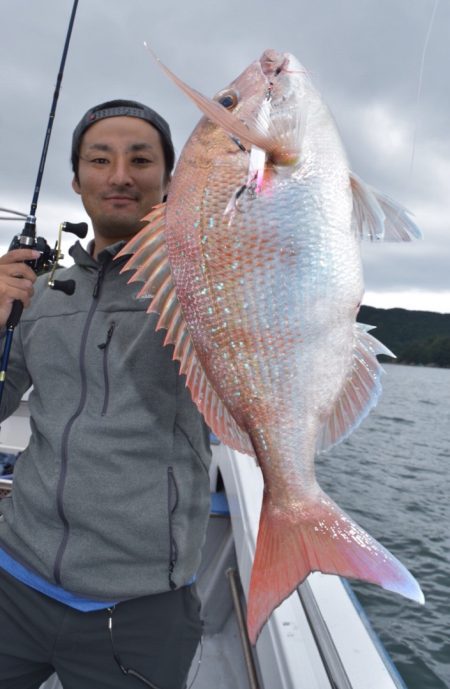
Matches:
[210,491,230,516]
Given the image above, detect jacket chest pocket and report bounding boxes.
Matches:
[97,322,116,416]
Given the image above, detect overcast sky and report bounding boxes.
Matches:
[0,0,448,313]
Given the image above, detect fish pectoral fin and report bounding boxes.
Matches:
[350,171,422,241]
[117,206,255,458]
[316,323,395,453]
[246,488,424,645]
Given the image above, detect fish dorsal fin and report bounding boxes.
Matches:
[316,323,395,453]
[117,207,255,458]
[350,171,422,241]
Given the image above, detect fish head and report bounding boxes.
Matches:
[183,54,271,159]
[156,48,315,169]
[206,49,313,167]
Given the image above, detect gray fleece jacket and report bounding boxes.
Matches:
[0,240,211,600]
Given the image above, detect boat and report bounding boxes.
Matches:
[0,400,408,689]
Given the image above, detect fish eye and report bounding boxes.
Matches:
[215,89,239,110]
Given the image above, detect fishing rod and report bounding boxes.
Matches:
[0,0,87,401]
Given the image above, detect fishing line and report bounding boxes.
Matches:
[409,0,440,177]
[0,208,27,221]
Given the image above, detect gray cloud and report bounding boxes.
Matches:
[1,0,448,310]
[362,240,450,293]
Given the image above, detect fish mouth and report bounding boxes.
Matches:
[260,50,289,78]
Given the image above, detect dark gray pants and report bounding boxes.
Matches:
[0,567,202,689]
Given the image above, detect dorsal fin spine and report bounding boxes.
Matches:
[180,346,194,377]
[172,327,188,360]
[129,243,168,284]
[139,262,171,298]
[148,275,173,314]
[164,303,183,346]
[155,287,179,329]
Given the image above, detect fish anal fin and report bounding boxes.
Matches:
[350,171,422,241]
[247,489,424,645]
[317,323,394,453]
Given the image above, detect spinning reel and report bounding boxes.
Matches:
[5,216,88,331]
[9,217,88,297]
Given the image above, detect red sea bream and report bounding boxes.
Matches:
[119,49,424,644]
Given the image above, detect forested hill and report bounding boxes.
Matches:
[358,306,450,368]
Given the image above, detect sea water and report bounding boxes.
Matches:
[316,364,450,689]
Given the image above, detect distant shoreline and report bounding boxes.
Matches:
[387,361,450,369]
[358,305,450,369]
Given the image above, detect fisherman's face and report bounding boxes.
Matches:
[72,116,169,255]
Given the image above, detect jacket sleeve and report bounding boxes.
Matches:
[0,323,32,422]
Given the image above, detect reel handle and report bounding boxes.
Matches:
[49,279,75,295]
[47,220,88,294]
[62,221,88,239]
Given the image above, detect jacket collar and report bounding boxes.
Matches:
[69,239,128,268]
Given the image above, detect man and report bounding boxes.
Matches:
[0,100,211,689]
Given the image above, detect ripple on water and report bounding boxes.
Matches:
[316,365,450,689]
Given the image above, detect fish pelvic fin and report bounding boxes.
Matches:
[316,323,395,453]
[350,171,422,241]
[247,488,424,645]
[117,207,255,458]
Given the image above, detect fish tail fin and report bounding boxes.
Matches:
[246,489,424,644]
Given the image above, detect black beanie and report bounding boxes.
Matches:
[71,99,175,177]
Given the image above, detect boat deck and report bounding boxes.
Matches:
[0,406,407,689]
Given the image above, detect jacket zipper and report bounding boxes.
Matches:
[167,466,179,590]
[98,322,116,416]
[53,265,106,585]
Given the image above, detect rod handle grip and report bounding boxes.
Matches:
[6,300,24,329]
